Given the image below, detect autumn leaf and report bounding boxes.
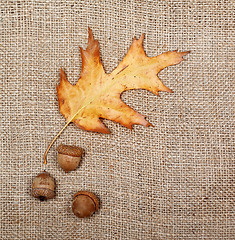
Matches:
[57,28,189,134]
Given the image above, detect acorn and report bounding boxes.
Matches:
[72,191,99,218]
[57,144,83,172]
[32,171,55,201]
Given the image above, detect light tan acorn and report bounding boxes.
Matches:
[57,144,83,172]
[72,191,99,218]
[32,171,55,201]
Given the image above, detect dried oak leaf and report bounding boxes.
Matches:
[57,28,189,133]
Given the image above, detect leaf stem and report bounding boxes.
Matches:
[43,109,84,166]
[43,120,70,165]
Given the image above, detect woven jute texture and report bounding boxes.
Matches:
[0,0,234,239]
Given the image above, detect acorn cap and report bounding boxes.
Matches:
[32,188,55,200]
[73,191,99,211]
[57,144,83,157]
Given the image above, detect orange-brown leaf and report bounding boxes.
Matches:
[57,28,189,133]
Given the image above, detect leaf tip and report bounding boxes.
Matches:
[134,33,145,45]
[147,122,154,128]
[60,68,67,82]
[173,50,190,57]
[141,119,153,128]
[159,83,173,93]
[181,50,191,57]
[88,27,94,42]
[60,68,64,74]
[139,33,145,43]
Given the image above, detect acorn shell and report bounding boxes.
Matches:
[32,171,55,201]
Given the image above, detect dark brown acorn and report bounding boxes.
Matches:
[72,191,99,218]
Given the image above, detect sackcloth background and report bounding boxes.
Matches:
[0,0,234,239]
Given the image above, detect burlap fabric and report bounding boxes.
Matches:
[1,0,234,239]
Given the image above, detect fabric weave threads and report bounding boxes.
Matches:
[0,0,234,239]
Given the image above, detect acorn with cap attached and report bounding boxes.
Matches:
[57,144,83,172]
[32,171,55,201]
